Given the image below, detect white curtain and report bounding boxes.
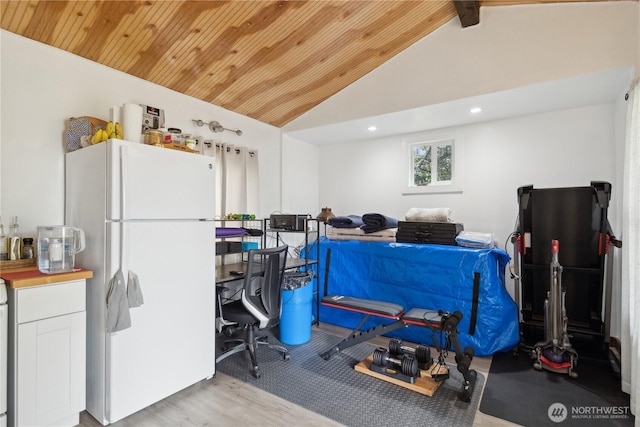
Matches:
[621,77,639,421]
[210,143,259,218]
[214,143,224,219]
[222,144,245,216]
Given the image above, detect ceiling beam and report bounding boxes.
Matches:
[454,0,480,27]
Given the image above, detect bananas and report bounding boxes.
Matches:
[91,129,107,144]
[92,121,122,144]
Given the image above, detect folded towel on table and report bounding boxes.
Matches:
[327,215,363,228]
[405,207,452,222]
[455,231,495,248]
[361,213,399,234]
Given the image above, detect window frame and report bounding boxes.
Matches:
[401,131,463,195]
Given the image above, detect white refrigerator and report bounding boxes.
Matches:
[65,139,216,425]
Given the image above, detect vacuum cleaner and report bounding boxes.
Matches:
[533,239,579,378]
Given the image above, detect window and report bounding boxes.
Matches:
[412,140,452,186]
[402,133,462,194]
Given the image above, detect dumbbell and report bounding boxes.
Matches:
[388,338,432,369]
[371,347,418,377]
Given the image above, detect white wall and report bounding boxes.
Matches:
[316,103,619,298]
[286,1,638,132]
[281,134,319,216]
[0,31,282,239]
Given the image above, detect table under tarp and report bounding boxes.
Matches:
[306,238,519,356]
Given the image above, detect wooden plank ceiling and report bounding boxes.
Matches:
[0,0,614,127]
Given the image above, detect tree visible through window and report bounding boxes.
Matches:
[411,140,453,186]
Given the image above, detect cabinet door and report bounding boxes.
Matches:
[17,312,86,427]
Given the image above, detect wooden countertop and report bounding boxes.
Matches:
[0,266,93,288]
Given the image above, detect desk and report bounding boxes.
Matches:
[215,258,315,284]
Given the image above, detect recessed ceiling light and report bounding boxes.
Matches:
[368,126,377,131]
[470,107,482,114]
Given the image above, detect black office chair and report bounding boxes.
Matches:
[215,245,290,378]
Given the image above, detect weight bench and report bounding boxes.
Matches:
[320,294,477,402]
[320,295,406,359]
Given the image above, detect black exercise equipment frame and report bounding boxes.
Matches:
[513,182,621,353]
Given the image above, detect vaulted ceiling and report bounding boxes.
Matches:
[0,0,615,127]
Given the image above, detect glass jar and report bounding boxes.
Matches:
[167,128,182,143]
[147,130,163,146]
[22,237,34,259]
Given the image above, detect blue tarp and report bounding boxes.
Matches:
[306,238,519,356]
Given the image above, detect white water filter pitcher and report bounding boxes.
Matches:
[37,226,86,274]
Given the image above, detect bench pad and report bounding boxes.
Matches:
[322,295,404,318]
[403,308,442,324]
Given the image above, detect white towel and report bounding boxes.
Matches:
[404,207,452,222]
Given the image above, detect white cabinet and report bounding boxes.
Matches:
[8,279,86,427]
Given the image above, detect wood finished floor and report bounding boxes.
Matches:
[79,323,521,427]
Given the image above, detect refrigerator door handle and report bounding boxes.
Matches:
[119,145,128,270]
[119,144,127,221]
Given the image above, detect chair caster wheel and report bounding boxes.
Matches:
[533,362,542,371]
[252,367,263,379]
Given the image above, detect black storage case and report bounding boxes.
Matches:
[396,221,463,245]
[516,181,614,345]
[215,241,243,255]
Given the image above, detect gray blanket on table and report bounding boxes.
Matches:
[361,213,399,234]
[327,215,363,228]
